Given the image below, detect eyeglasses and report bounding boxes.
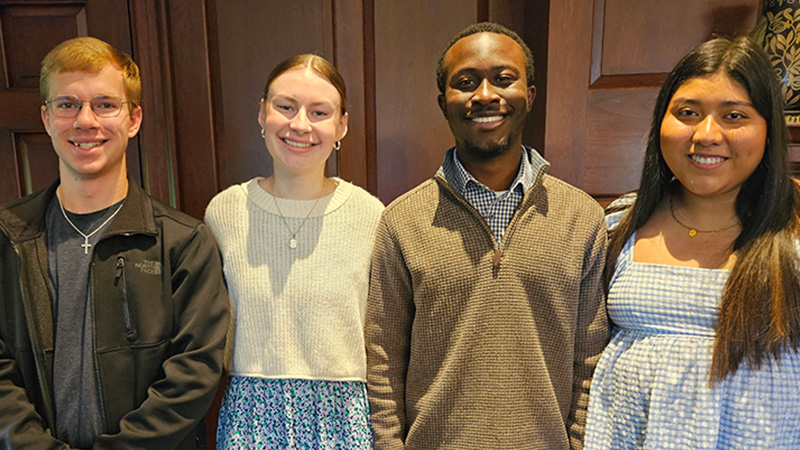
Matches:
[44,94,128,118]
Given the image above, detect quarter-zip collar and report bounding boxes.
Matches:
[434,145,550,215]
[437,145,540,196]
[434,145,550,269]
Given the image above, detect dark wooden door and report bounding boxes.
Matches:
[0,0,141,205]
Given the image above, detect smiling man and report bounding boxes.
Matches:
[366,23,610,449]
[0,37,229,449]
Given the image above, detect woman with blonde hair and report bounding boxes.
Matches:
[206,54,383,448]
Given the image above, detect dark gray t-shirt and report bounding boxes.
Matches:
[46,197,122,448]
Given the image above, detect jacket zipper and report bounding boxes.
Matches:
[114,256,137,340]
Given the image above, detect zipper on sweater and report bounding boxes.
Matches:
[489,162,549,269]
[436,175,506,269]
[492,242,503,268]
[114,256,137,340]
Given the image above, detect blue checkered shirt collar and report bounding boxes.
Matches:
[436,146,544,245]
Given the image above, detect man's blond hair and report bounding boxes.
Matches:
[40,37,141,109]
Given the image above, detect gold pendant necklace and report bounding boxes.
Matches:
[668,196,738,237]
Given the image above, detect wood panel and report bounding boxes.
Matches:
[163,1,219,219]
[585,0,760,196]
[129,0,179,206]
[335,0,369,190]
[585,88,655,194]
[522,1,550,155]
[594,0,758,84]
[541,0,594,188]
[1,4,82,89]
[14,133,59,195]
[489,0,525,34]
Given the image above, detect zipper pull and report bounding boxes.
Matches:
[492,248,503,268]
[115,257,124,283]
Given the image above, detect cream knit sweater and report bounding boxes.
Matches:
[205,178,384,381]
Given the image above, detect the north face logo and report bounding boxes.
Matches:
[135,260,162,275]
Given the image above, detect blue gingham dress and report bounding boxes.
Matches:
[585,208,800,449]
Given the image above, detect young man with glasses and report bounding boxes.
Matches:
[0,37,230,449]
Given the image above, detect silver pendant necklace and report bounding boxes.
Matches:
[58,197,124,254]
[271,182,327,249]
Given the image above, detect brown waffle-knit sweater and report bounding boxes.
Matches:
[366,169,609,450]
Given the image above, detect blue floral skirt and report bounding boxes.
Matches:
[217,376,373,449]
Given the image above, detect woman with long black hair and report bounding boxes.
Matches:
[585,37,800,449]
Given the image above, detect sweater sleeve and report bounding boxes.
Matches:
[365,216,413,450]
[567,215,610,450]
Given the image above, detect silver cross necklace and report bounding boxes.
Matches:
[58,197,124,254]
